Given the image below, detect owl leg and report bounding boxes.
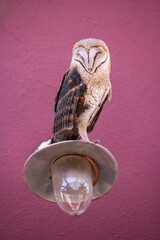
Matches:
[78,123,90,142]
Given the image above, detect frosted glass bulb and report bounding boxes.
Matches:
[51,155,93,216]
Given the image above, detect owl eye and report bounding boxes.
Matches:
[96,51,102,56]
[93,51,102,62]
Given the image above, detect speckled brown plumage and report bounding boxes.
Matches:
[52,67,87,142]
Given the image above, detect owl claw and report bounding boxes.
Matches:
[36,139,51,151]
[93,140,100,144]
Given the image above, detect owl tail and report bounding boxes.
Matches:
[51,136,54,144]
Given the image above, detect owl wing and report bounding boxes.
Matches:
[87,88,112,133]
[53,67,87,140]
[54,70,70,112]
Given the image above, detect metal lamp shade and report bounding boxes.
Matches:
[23,141,118,202]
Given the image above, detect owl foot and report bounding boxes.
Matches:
[93,140,100,144]
[36,139,51,151]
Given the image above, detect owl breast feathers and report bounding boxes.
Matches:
[51,38,111,143]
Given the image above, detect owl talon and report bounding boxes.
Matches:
[36,139,51,151]
[93,140,100,144]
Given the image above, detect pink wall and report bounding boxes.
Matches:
[0,0,160,239]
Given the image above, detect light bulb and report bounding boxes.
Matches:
[51,155,93,216]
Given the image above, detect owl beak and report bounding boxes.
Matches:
[87,65,95,74]
[87,54,94,74]
[88,67,92,73]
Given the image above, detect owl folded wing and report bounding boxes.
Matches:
[53,67,87,136]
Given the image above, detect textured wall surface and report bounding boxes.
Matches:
[0,0,160,239]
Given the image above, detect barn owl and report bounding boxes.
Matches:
[38,38,111,149]
[51,38,111,143]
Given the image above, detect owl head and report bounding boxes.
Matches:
[71,38,110,75]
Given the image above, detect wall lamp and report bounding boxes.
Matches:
[23,140,118,216]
